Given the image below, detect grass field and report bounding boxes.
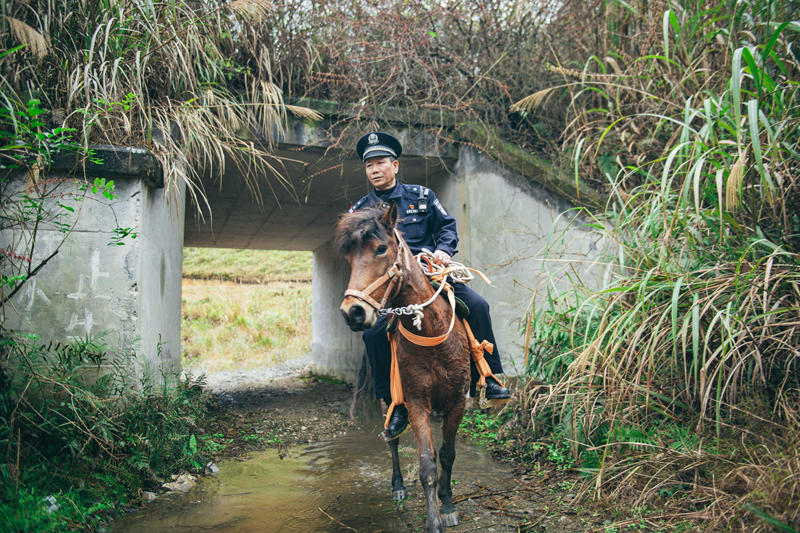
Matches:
[181,248,312,373]
[182,248,312,283]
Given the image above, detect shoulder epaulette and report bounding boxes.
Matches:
[348,196,369,213]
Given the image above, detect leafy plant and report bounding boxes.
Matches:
[512,0,800,528]
[0,0,321,203]
[0,333,211,532]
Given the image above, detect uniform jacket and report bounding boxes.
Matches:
[349,182,458,257]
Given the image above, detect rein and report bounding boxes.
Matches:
[396,285,457,346]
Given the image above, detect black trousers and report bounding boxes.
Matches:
[362,283,504,400]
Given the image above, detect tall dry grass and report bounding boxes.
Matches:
[513,0,800,529]
[0,0,320,200]
[182,278,311,373]
[180,248,312,373]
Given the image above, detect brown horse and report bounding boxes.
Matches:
[336,203,471,533]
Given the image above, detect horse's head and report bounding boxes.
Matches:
[335,203,404,331]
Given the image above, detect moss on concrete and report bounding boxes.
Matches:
[456,122,604,210]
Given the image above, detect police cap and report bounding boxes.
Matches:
[356,131,402,161]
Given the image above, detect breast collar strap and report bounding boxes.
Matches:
[396,285,456,347]
[344,229,406,311]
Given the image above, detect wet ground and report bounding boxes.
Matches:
[113,429,524,532]
[112,363,605,533]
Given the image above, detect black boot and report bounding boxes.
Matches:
[471,376,511,408]
[381,404,409,441]
[484,376,510,400]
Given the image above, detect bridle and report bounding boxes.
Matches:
[345,229,457,344]
[344,228,406,313]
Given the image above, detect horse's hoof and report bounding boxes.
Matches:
[441,511,459,527]
[392,489,406,502]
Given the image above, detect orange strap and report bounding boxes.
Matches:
[385,286,455,429]
[462,319,504,389]
[385,287,455,429]
[384,297,502,429]
[385,332,404,428]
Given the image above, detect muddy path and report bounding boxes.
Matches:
[113,365,608,532]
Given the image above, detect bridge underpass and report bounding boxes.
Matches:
[184,128,460,380]
[4,120,604,383]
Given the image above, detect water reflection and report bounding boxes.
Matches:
[113,425,512,533]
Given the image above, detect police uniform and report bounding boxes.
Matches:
[351,132,504,401]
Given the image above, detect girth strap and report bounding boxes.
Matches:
[384,332,404,429]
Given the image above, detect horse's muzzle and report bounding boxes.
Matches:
[340,299,376,331]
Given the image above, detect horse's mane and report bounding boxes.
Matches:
[335,206,392,256]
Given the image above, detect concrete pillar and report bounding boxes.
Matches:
[311,239,362,381]
[136,181,186,374]
[1,148,184,379]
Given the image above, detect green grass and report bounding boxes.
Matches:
[459,408,514,448]
[181,249,313,372]
[182,248,312,283]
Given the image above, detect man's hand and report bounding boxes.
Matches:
[432,250,451,266]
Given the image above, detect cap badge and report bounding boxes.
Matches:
[368,133,378,145]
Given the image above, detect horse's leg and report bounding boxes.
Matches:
[437,401,464,527]
[387,437,406,501]
[408,403,443,533]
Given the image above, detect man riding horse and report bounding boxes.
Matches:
[348,131,510,440]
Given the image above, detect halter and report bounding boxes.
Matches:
[344,229,406,312]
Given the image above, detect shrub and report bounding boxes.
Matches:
[0,333,210,532]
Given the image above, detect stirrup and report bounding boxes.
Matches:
[473,384,512,409]
[379,425,410,442]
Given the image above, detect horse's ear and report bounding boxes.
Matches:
[380,201,399,230]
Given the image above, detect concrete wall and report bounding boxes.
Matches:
[136,181,186,373]
[311,240,363,382]
[429,147,604,374]
[1,164,184,379]
[3,135,602,386]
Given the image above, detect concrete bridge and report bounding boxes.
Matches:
[3,109,604,383]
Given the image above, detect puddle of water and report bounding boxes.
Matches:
[113,424,514,533]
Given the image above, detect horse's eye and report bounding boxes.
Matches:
[375,244,388,256]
